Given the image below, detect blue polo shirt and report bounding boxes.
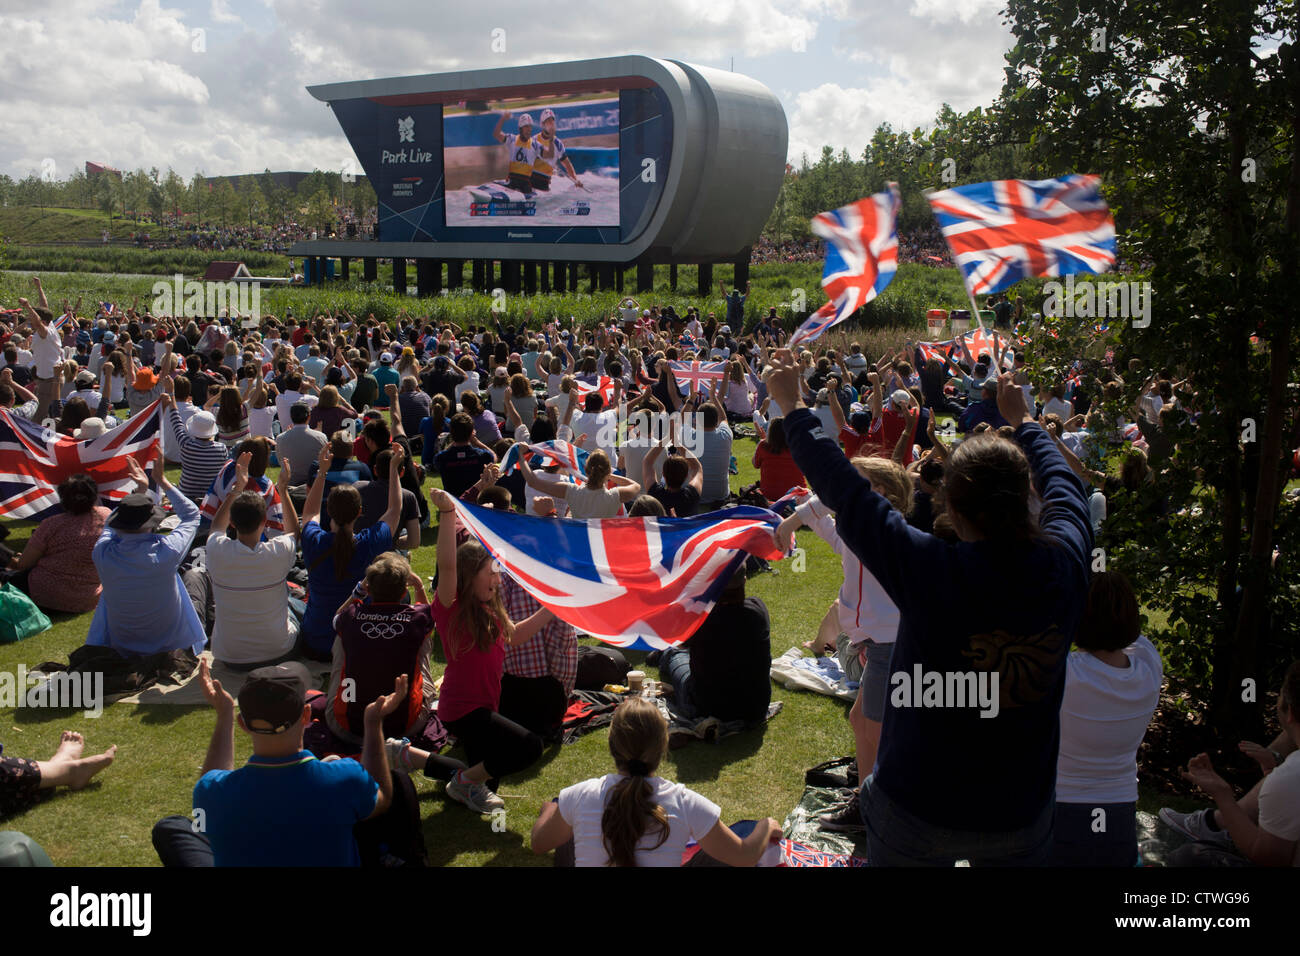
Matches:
[193,751,378,866]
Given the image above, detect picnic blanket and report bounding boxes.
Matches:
[116,652,333,705]
[30,651,331,707]
[770,647,859,702]
[559,689,783,748]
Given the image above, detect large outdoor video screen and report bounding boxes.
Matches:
[443,90,619,227]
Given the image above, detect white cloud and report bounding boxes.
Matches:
[0,0,1016,181]
[210,0,243,25]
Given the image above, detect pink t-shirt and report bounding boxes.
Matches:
[27,507,111,613]
[431,593,506,723]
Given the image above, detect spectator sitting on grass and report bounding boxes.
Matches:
[529,697,781,866]
[0,731,117,823]
[150,659,407,867]
[1160,660,1300,867]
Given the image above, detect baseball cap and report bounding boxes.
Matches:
[188,411,218,439]
[74,370,96,388]
[493,367,508,379]
[518,113,534,128]
[380,352,394,364]
[889,389,912,409]
[237,662,312,734]
[539,108,555,124]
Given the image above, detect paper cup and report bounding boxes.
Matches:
[627,670,645,693]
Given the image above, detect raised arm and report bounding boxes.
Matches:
[430,487,458,607]
[276,458,301,539]
[209,452,252,536]
[301,442,334,527]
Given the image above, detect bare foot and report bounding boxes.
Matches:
[52,731,85,762]
[67,745,117,790]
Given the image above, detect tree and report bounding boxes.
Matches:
[95,173,119,222]
[163,169,187,217]
[212,178,238,227]
[999,0,1300,733]
[187,173,208,223]
[306,187,334,233]
[349,178,376,222]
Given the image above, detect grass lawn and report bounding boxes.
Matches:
[0,423,1199,865]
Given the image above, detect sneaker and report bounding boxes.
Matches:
[385,737,412,773]
[1158,807,1234,847]
[818,793,864,832]
[445,774,506,813]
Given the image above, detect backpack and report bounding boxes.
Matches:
[0,582,51,644]
[353,769,427,868]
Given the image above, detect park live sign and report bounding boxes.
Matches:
[299,54,788,257]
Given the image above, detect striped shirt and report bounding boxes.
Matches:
[168,406,231,504]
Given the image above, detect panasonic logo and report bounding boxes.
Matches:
[507,232,534,238]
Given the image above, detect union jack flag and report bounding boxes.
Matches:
[915,328,1014,369]
[0,400,163,519]
[570,376,618,405]
[451,500,785,650]
[198,459,285,532]
[778,840,870,868]
[789,184,901,348]
[926,174,1117,297]
[769,486,810,511]
[500,439,589,476]
[668,361,726,394]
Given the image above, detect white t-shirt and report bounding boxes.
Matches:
[558,773,721,867]
[1258,752,1300,865]
[275,389,319,428]
[455,372,480,404]
[795,496,899,644]
[31,327,62,378]
[204,533,298,665]
[1043,396,1073,420]
[571,409,619,460]
[564,482,623,519]
[1055,635,1163,804]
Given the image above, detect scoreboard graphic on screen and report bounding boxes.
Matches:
[302,55,787,264]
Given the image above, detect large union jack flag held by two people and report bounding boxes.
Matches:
[451,500,785,651]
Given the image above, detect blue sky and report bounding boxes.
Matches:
[0,0,1016,181]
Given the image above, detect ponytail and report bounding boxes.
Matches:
[315,485,362,581]
[600,697,670,866]
[601,770,669,868]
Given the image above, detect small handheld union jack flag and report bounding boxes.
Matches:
[926,174,1116,297]
[789,183,901,348]
[667,360,727,394]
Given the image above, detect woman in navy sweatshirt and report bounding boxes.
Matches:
[767,350,1092,866]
